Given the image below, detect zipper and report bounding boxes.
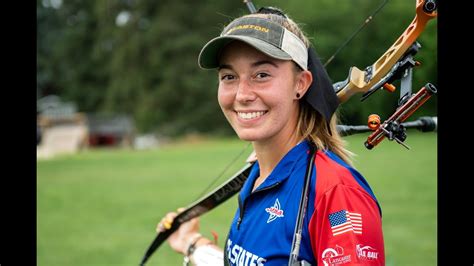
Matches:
[236,181,281,229]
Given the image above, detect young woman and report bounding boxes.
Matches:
[157,7,385,266]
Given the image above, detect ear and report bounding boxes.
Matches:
[295,70,313,99]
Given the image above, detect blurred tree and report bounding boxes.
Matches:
[264,0,437,125]
[37,0,437,135]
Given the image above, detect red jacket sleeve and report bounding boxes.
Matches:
[309,184,385,265]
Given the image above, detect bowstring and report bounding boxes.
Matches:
[191,0,256,203]
[195,142,252,200]
[323,0,389,67]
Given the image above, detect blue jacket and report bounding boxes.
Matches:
[225,140,385,265]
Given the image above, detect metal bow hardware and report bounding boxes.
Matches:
[332,0,437,149]
[138,1,438,265]
[364,83,437,150]
[333,0,437,103]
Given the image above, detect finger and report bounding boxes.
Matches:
[156,211,178,232]
[156,222,165,233]
[157,217,169,232]
[163,212,178,229]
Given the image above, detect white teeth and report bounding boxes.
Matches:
[237,111,266,120]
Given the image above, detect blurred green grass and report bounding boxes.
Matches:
[37,132,437,266]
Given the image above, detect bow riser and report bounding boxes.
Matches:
[335,0,437,103]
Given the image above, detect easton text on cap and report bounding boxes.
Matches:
[198,16,308,71]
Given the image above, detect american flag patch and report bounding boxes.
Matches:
[328,210,362,236]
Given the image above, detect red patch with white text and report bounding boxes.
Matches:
[356,244,379,261]
[321,245,352,266]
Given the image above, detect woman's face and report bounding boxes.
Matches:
[217,41,307,144]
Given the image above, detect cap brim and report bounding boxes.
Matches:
[198,35,292,69]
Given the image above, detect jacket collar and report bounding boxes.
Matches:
[240,140,311,201]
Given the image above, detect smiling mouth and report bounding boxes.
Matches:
[236,111,267,120]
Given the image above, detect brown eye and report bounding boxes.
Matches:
[220,74,235,81]
[255,73,270,79]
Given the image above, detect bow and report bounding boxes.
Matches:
[332,0,438,149]
[138,1,438,264]
[334,0,437,103]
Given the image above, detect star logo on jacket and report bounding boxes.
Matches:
[265,198,284,223]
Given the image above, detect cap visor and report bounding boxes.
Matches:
[198,35,292,69]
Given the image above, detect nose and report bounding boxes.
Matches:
[235,79,256,102]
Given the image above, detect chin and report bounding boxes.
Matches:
[238,136,257,142]
[236,133,255,141]
[235,130,265,142]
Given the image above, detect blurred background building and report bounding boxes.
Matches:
[37,95,135,158]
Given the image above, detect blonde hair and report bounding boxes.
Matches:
[242,12,354,166]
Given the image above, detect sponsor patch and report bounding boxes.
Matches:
[265,198,284,223]
[356,244,379,261]
[321,245,351,266]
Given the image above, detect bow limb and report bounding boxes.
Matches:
[334,0,437,103]
[139,162,254,266]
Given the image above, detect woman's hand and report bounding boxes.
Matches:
[156,208,201,254]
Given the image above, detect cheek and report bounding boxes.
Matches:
[217,87,234,111]
[266,84,296,107]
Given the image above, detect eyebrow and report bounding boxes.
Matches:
[252,60,278,68]
[218,60,279,71]
[218,64,232,71]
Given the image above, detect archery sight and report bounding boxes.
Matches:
[355,41,437,150]
[364,83,437,150]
